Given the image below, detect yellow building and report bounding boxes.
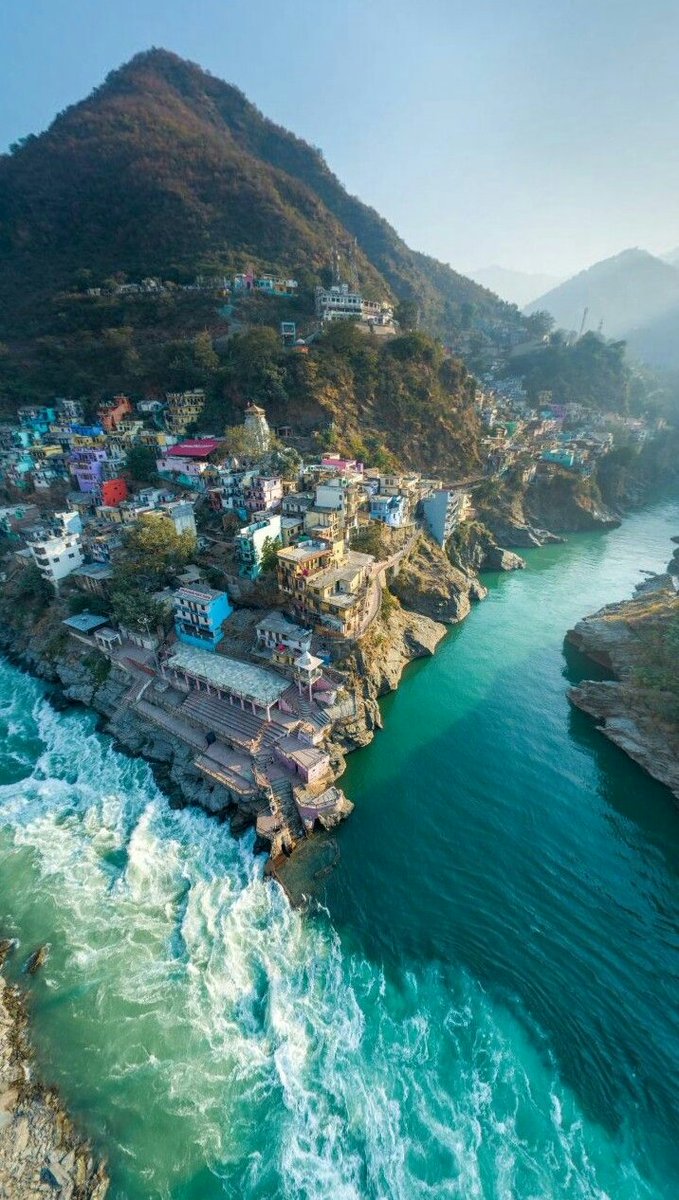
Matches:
[165,390,206,435]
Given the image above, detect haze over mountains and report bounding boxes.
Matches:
[525,248,679,369]
[469,265,562,309]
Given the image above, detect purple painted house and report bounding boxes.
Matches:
[69,448,108,493]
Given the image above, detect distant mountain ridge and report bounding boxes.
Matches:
[525,248,679,369]
[525,248,679,339]
[0,48,522,342]
[470,265,562,308]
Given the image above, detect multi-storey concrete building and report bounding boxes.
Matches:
[173,585,232,652]
[276,542,374,639]
[28,518,84,586]
[97,394,133,432]
[235,513,282,578]
[421,489,470,547]
[165,389,206,435]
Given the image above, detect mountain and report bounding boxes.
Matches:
[0,48,520,344]
[660,247,679,267]
[469,265,562,308]
[524,248,679,343]
[624,304,679,371]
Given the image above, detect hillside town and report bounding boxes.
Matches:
[0,362,661,869]
[0,245,665,870]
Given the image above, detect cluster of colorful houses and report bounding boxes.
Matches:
[475,377,659,479]
[0,387,470,640]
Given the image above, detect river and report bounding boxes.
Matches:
[0,498,677,1199]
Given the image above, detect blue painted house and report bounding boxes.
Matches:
[173,585,232,652]
[18,406,56,436]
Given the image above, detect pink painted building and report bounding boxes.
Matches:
[320,455,364,476]
[244,475,283,513]
[274,736,330,785]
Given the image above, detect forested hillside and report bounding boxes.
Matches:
[0,49,523,341]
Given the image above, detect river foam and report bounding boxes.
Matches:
[0,656,666,1198]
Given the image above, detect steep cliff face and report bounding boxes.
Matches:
[566,571,679,800]
[331,601,447,761]
[448,520,526,573]
[472,469,619,548]
[526,471,620,534]
[389,534,488,623]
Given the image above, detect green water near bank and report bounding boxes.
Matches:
[0,499,678,1198]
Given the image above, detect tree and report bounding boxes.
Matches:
[15,562,54,605]
[126,444,158,482]
[460,302,475,331]
[114,514,195,590]
[111,588,168,635]
[268,443,302,480]
[259,535,282,573]
[217,424,263,461]
[525,310,555,338]
[395,299,418,330]
[193,330,219,372]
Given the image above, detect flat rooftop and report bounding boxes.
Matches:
[307,551,374,593]
[277,542,330,565]
[62,613,109,633]
[166,644,288,707]
[73,562,113,579]
[174,585,226,604]
[256,610,311,638]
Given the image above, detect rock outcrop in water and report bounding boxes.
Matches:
[566,547,679,800]
[0,943,108,1199]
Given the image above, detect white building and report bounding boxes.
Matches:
[235,513,281,578]
[255,611,312,657]
[28,526,84,585]
[315,284,394,326]
[315,284,363,322]
[422,489,470,547]
[157,500,197,538]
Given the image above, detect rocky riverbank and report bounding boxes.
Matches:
[472,467,620,550]
[0,942,108,1200]
[566,541,679,800]
[0,533,487,865]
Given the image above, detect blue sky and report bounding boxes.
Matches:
[1,0,678,277]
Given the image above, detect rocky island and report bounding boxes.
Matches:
[567,537,679,799]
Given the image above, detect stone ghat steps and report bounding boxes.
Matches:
[280,686,331,733]
[268,774,305,840]
[134,699,207,751]
[179,692,266,749]
[260,724,287,751]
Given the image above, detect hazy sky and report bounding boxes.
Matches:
[1,0,678,278]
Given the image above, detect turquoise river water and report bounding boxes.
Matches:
[0,498,678,1199]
